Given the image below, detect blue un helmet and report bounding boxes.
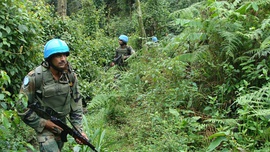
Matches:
[119,35,128,43]
[44,39,70,59]
[152,36,158,42]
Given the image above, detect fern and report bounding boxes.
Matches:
[236,82,270,117]
[88,93,116,109]
[204,118,238,126]
[245,29,263,40]
[169,2,203,19]
[261,18,270,30]
[220,30,243,58]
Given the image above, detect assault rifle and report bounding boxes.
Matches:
[104,55,123,72]
[113,54,124,65]
[28,103,98,152]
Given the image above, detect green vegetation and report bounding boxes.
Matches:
[1,0,270,151]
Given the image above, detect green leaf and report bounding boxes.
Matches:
[73,145,81,152]
[2,115,11,129]
[18,24,28,33]
[25,143,37,151]
[169,108,180,117]
[207,136,227,152]
[5,26,11,34]
[0,102,7,109]
[236,3,249,14]
[249,126,256,130]
[0,94,4,100]
[208,132,226,139]
[99,129,106,146]
[251,2,258,12]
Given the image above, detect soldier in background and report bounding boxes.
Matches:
[110,34,135,68]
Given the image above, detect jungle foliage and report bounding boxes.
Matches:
[1,0,270,151]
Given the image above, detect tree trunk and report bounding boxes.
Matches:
[135,0,146,46]
[57,0,67,17]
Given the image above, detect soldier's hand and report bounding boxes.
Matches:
[76,132,88,145]
[45,120,63,134]
[110,62,115,67]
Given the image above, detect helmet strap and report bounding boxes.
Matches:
[41,61,50,68]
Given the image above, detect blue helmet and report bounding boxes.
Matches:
[119,35,128,43]
[44,39,69,59]
[152,36,158,42]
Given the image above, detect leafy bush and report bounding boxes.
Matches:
[0,0,46,93]
[0,70,37,151]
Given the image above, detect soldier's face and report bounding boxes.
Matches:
[118,39,123,45]
[51,53,68,71]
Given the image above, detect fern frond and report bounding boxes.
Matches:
[88,93,116,109]
[246,29,263,40]
[244,48,263,56]
[236,82,270,116]
[190,46,211,63]
[261,18,270,30]
[204,118,239,126]
[170,2,204,19]
[220,30,243,58]
[234,55,251,63]
[252,109,270,117]
[261,35,270,47]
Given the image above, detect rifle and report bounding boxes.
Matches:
[113,54,123,65]
[28,103,98,152]
[104,55,123,72]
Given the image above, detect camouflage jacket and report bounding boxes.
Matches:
[114,45,135,58]
[17,62,83,133]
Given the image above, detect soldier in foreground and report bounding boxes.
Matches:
[17,39,92,152]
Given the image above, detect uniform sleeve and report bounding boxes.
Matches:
[114,47,119,58]
[69,73,84,132]
[16,71,47,133]
[129,46,135,54]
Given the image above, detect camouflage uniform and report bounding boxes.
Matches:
[17,62,83,152]
[113,46,135,67]
[115,45,135,59]
[145,41,160,48]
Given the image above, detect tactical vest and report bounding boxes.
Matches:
[34,65,80,120]
[116,46,132,56]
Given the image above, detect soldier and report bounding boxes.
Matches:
[152,36,158,43]
[110,34,135,68]
[144,36,160,51]
[17,39,88,151]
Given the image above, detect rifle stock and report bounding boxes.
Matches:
[29,103,98,152]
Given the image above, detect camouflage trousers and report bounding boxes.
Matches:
[37,129,64,152]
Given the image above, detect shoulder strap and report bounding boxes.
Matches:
[127,46,131,54]
[67,63,75,85]
[66,63,81,102]
[34,65,44,105]
[35,65,43,92]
